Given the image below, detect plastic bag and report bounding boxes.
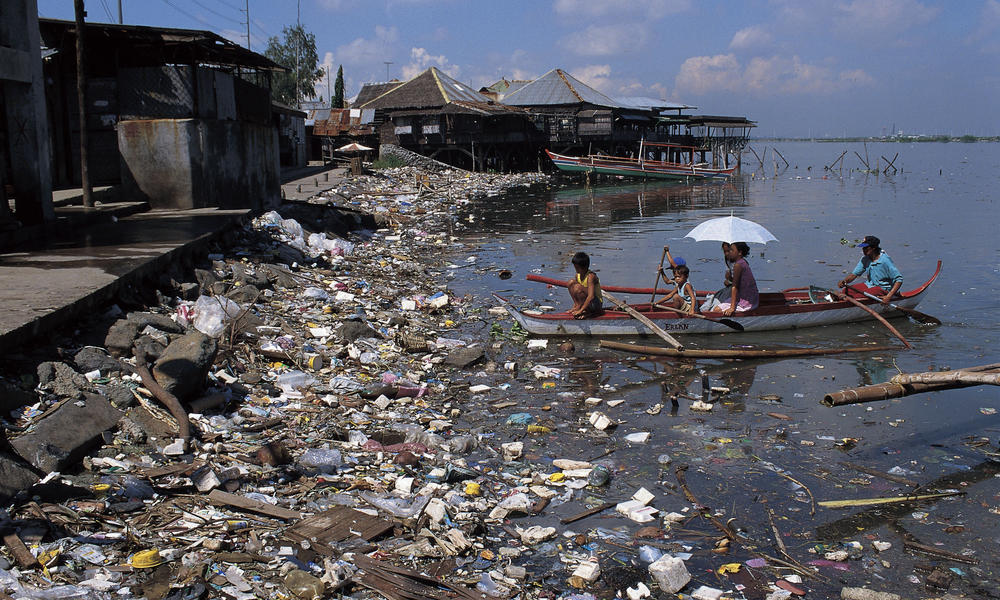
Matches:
[193,296,243,338]
[298,449,342,475]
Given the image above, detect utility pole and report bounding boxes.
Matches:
[294,0,300,107]
[74,0,93,207]
[117,0,122,23]
[326,67,331,106]
[384,61,392,81]
[242,0,251,50]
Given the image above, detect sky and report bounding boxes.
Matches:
[37,0,1000,137]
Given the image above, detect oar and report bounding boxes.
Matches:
[650,246,668,305]
[855,289,941,325]
[654,303,745,332]
[813,286,912,349]
[602,291,684,350]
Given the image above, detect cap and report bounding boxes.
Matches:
[670,257,686,268]
[856,235,880,249]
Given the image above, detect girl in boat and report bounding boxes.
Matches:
[716,241,759,316]
[568,252,604,319]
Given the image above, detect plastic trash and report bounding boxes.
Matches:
[193,295,243,338]
[284,569,325,600]
[359,493,431,519]
[297,449,342,475]
[638,545,664,564]
[276,370,317,393]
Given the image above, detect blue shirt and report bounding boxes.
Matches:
[852,251,903,291]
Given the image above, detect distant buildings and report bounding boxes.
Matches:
[310,66,755,172]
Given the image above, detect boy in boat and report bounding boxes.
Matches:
[837,235,903,303]
[568,251,604,319]
[655,246,697,314]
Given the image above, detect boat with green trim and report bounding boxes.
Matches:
[545,141,737,181]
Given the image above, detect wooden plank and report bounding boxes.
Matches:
[3,532,40,569]
[142,461,202,479]
[559,501,616,525]
[839,461,919,487]
[207,490,301,520]
[284,506,394,555]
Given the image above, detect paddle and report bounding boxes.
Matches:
[653,303,745,332]
[811,286,912,349]
[854,289,941,325]
[650,246,668,305]
[602,291,684,350]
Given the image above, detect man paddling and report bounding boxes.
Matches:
[837,235,903,303]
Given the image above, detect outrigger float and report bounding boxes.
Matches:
[545,141,737,182]
[497,261,941,337]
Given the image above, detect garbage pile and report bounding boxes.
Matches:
[0,165,973,600]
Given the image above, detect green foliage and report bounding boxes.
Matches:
[264,24,323,106]
[372,155,406,170]
[959,134,977,143]
[334,65,345,109]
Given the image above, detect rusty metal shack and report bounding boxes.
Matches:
[38,18,288,210]
[354,67,545,172]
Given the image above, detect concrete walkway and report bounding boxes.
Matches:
[0,164,349,353]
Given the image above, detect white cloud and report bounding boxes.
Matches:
[970,0,1000,53]
[560,24,648,56]
[675,53,873,96]
[401,47,460,80]
[553,0,691,19]
[729,25,772,50]
[832,0,939,36]
[571,64,613,91]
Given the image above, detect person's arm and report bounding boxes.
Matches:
[882,280,902,303]
[839,258,867,288]
[880,260,903,302]
[654,287,677,305]
[837,273,858,288]
[723,262,743,316]
[664,246,677,269]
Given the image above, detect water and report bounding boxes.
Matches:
[446,142,1000,595]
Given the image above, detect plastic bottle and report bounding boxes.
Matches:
[284,569,325,600]
[588,465,611,487]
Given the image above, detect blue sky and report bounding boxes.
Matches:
[38,0,1000,137]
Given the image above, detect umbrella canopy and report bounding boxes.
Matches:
[336,142,373,153]
[684,215,778,244]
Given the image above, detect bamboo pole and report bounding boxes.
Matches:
[823,363,1000,406]
[600,339,890,359]
[602,292,683,350]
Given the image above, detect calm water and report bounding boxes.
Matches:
[445,142,1000,595]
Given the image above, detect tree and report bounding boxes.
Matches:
[333,65,345,108]
[264,24,323,106]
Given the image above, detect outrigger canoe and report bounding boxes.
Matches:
[546,142,737,182]
[498,261,941,336]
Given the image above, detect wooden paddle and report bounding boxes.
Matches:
[654,303,745,332]
[855,289,941,325]
[650,246,669,305]
[602,291,684,350]
[812,286,912,349]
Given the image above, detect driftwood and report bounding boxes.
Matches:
[823,363,1000,406]
[601,339,890,359]
[132,348,191,442]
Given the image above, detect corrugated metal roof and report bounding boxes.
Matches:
[357,68,490,110]
[616,96,695,111]
[502,69,623,108]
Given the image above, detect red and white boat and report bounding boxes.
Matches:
[497,262,941,336]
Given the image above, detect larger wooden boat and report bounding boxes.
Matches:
[545,142,737,181]
[498,262,941,336]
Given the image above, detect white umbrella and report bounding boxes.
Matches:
[684,215,778,244]
[336,142,373,153]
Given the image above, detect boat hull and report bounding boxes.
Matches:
[546,150,736,181]
[500,262,941,337]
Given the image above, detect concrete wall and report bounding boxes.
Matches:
[118,118,279,210]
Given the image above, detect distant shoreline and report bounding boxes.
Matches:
[752,135,999,143]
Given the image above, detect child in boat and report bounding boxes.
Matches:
[655,246,697,314]
[568,251,604,319]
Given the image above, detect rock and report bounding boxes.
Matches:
[339,320,376,343]
[231,263,271,288]
[104,319,140,357]
[648,555,690,594]
[153,331,218,401]
[840,588,901,600]
[98,382,137,408]
[0,378,36,415]
[226,284,260,304]
[37,361,93,399]
[0,450,40,502]
[133,335,167,362]
[692,585,725,600]
[73,347,124,375]
[126,311,184,334]
[178,282,200,300]
[194,268,220,294]
[445,347,485,369]
[559,341,575,353]
[12,392,122,473]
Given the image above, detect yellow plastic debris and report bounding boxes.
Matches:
[717,563,741,574]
